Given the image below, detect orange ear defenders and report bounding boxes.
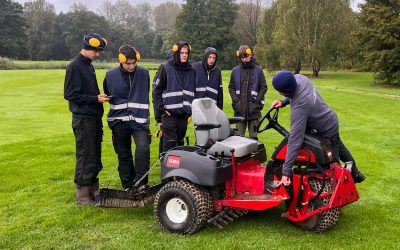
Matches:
[236,48,253,57]
[172,43,192,52]
[84,35,107,49]
[118,46,141,63]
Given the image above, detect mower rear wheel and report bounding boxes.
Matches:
[295,178,341,232]
[154,179,213,235]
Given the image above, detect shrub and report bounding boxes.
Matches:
[0,57,17,70]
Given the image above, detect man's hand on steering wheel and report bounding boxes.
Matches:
[271,100,282,108]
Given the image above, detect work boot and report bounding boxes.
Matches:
[89,179,99,200]
[352,171,366,183]
[76,186,95,206]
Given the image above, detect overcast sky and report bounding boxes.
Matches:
[15,0,366,13]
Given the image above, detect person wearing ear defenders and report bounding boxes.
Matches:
[64,32,108,205]
[228,45,267,139]
[103,44,151,191]
[152,41,195,152]
[192,47,223,110]
[152,49,174,157]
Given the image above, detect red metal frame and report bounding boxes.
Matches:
[214,153,289,211]
[275,145,317,162]
[284,162,359,222]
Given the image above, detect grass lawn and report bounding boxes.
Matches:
[0,69,399,249]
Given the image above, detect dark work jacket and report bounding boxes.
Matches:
[104,66,150,130]
[152,60,195,122]
[228,63,267,120]
[192,61,223,110]
[64,53,103,119]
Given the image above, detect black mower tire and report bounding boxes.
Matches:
[295,178,341,233]
[154,179,213,235]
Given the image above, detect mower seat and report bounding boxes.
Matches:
[192,98,258,158]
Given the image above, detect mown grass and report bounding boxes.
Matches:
[0,68,399,249]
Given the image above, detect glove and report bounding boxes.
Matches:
[187,116,192,124]
[154,129,163,138]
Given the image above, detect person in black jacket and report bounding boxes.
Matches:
[193,47,223,110]
[228,45,267,139]
[152,41,195,152]
[64,33,109,205]
[153,49,174,157]
[103,45,151,191]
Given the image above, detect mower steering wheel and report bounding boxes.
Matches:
[257,107,279,133]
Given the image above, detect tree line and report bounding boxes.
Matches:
[0,0,398,84]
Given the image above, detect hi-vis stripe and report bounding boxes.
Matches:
[206,87,218,94]
[162,91,195,98]
[164,101,192,109]
[251,91,258,96]
[196,87,206,92]
[110,103,149,110]
[107,115,147,123]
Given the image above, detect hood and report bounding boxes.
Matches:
[172,41,192,70]
[202,47,217,70]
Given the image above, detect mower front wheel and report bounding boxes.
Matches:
[154,179,213,235]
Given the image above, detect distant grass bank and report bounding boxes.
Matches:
[0,58,163,70]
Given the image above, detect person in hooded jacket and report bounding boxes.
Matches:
[228,45,267,139]
[152,49,174,157]
[192,47,223,110]
[103,44,151,191]
[152,41,195,152]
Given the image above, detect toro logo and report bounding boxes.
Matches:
[166,156,181,168]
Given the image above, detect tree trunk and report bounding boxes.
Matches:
[294,59,302,74]
[312,58,320,77]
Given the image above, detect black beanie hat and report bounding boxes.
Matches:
[82,33,107,51]
[272,70,298,94]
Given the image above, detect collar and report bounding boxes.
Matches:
[78,53,92,64]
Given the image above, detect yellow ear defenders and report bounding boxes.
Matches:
[236,48,253,57]
[118,46,141,63]
[172,43,192,52]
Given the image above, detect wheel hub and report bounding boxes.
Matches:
[166,197,188,223]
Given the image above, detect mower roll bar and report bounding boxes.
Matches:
[257,107,289,137]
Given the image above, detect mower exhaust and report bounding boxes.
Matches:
[208,208,248,229]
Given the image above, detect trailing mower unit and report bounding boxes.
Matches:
[95,98,359,235]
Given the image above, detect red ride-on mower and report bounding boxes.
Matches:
[95,98,359,235]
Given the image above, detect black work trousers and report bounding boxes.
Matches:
[320,133,361,175]
[111,122,151,189]
[161,114,188,152]
[72,117,103,187]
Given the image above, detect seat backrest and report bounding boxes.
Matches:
[192,98,230,146]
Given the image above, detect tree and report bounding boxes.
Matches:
[255,1,280,70]
[153,2,180,32]
[58,9,111,59]
[98,0,155,58]
[259,0,354,76]
[0,0,28,59]
[23,0,57,60]
[234,0,264,48]
[152,2,181,57]
[175,0,238,69]
[357,0,400,85]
